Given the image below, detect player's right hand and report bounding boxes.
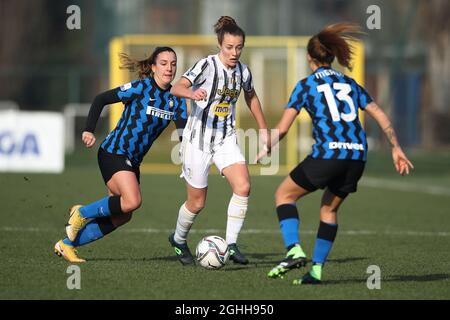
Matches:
[82,131,96,148]
[191,88,207,101]
[392,146,414,176]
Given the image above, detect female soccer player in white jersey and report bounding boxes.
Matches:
[168,16,269,265]
[54,47,187,263]
[256,23,414,284]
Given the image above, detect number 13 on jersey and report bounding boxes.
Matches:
[317,83,357,122]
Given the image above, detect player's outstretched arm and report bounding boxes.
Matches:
[255,108,298,163]
[170,77,207,101]
[364,102,414,175]
[244,89,269,145]
[83,89,121,148]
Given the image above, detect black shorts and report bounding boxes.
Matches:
[97,147,140,185]
[289,156,365,198]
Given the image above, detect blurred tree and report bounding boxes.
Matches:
[0,0,101,110]
[421,0,450,146]
[0,1,46,105]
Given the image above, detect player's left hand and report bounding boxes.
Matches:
[254,145,269,164]
[392,147,414,176]
[82,131,96,148]
[260,128,271,153]
[254,129,271,164]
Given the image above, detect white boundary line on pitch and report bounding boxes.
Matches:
[1,227,449,237]
[360,177,450,196]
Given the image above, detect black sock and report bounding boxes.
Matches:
[96,216,117,235]
[108,195,123,215]
[312,221,338,265]
[276,204,300,249]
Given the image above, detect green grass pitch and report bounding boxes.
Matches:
[1,151,449,300]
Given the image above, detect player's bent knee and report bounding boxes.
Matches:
[233,181,250,197]
[189,199,205,213]
[320,207,337,218]
[275,187,292,204]
[121,195,142,212]
[274,187,283,201]
[185,198,204,213]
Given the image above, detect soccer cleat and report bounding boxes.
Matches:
[54,240,86,263]
[268,245,307,278]
[293,272,322,285]
[66,205,88,242]
[228,243,249,265]
[293,264,322,285]
[168,233,194,265]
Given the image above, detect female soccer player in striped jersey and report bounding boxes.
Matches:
[168,16,269,265]
[54,47,187,263]
[256,23,414,284]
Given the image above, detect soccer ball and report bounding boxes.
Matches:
[195,236,230,269]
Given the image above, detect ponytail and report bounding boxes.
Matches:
[119,46,176,79]
[307,23,364,70]
[119,53,152,79]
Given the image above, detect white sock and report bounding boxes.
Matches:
[174,203,197,244]
[226,193,248,245]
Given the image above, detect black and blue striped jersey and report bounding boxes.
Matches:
[287,66,373,161]
[100,77,188,166]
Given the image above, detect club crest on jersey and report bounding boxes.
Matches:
[214,102,231,117]
[217,86,239,99]
[169,99,174,108]
[146,106,174,120]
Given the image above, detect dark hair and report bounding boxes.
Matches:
[214,16,245,45]
[119,46,176,79]
[307,23,364,70]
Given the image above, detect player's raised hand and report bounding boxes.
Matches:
[392,146,414,176]
[191,88,207,101]
[82,131,96,148]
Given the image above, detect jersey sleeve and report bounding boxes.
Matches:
[242,66,254,92]
[115,79,144,104]
[173,97,188,141]
[85,89,121,133]
[182,58,210,86]
[286,81,307,112]
[356,82,373,110]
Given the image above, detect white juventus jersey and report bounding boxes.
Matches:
[182,54,254,151]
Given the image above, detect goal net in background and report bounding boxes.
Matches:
[109,35,364,175]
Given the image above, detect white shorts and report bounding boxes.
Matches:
[180,134,246,189]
